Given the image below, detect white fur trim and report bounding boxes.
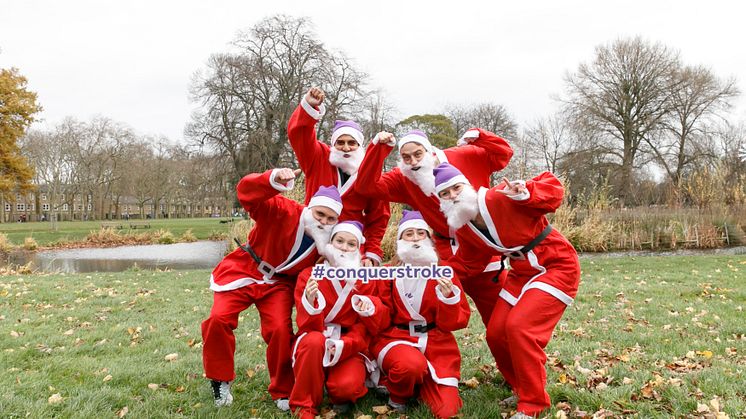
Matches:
[351,295,375,317]
[291,331,307,368]
[300,97,326,120]
[456,129,480,146]
[308,196,343,216]
[332,223,365,245]
[398,133,433,152]
[269,168,296,191]
[209,274,275,292]
[364,252,382,263]
[397,219,430,239]
[435,283,461,305]
[506,180,530,201]
[435,174,469,195]
[323,338,344,367]
[301,289,327,315]
[331,126,364,146]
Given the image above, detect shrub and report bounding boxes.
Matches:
[180,229,197,243]
[22,237,38,251]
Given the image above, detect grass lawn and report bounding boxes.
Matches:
[1,255,745,418]
[0,217,236,246]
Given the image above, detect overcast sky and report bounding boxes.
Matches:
[1,0,744,142]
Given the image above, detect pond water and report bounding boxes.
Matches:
[7,241,228,273]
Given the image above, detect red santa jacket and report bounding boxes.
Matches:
[355,128,513,260]
[293,265,377,368]
[448,172,581,306]
[287,100,390,262]
[209,169,320,291]
[355,271,471,387]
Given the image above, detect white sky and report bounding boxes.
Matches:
[1,0,744,142]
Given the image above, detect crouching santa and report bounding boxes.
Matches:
[201,168,343,411]
[290,220,378,419]
[434,162,581,419]
[354,210,471,418]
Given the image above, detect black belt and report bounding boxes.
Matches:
[233,238,288,279]
[492,224,553,283]
[395,323,436,333]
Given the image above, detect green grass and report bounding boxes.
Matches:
[0,217,236,246]
[1,256,745,418]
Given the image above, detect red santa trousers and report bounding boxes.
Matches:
[201,281,294,399]
[381,344,462,419]
[486,288,566,416]
[460,268,505,327]
[290,331,368,418]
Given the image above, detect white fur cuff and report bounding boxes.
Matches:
[351,295,375,317]
[300,97,326,120]
[269,168,296,192]
[322,338,344,367]
[435,284,461,305]
[506,180,530,201]
[301,290,327,315]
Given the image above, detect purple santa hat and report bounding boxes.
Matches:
[397,129,433,152]
[308,185,343,215]
[397,210,430,239]
[331,220,365,245]
[331,120,365,146]
[433,163,469,195]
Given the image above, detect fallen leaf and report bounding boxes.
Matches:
[175,386,185,393]
[622,377,634,385]
[10,330,20,338]
[372,405,390,414]
[555,411,567,419]
[246,369,255,378]
[710,398,721,412]
[164,353,179,362]
[147,383,159,390]
[697,350,713,359]
[116,406,129,417]
[103,374,113,382]
[355,415,373,419]
[48,393,63,404]
[464,377,479,388]
[63,329,74,336]
[697,403,710,413]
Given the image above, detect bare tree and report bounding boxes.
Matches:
[187,15,370,183]
[647,66,739,189]
[562,37,681,205]
[19,122,79,228]
[523,113,574,173]
[446,103,519,140]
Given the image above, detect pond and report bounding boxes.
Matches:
[6,241,228,273]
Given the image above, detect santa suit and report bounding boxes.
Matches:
[201,169,323,400]
[290,266,377,419]
[448,172,581,416]
[357,271,471,419]
[355,128,513,324]
[287,99,390,263]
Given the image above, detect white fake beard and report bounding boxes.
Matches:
[397,152,436,196]
[439,184,479,230]
[324,243,362,269]
[329,147,365,175]
[396,238,438,266]
[302,210,333,254]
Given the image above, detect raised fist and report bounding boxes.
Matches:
[376,131,396,146]
[274,168,302,185]
[305,87,325,107]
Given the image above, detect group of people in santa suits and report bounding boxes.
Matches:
[199,86,581,418]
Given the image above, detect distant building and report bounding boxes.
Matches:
[0,185,233,223]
